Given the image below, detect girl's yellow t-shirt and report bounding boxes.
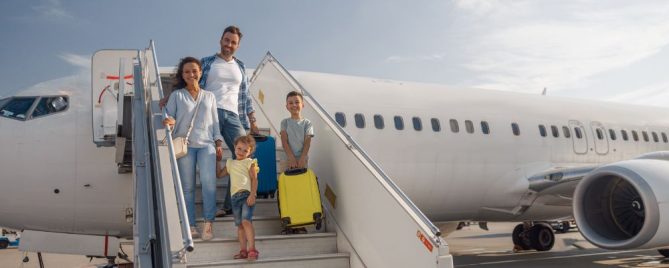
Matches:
[226,158,259,195]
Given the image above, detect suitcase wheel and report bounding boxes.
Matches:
[281,217,291,228]
[270,192,275,198]
[314,213,323,230]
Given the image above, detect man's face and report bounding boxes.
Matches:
[220,32,240,58]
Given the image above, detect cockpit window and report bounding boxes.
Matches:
[0,96,68,121]
[32,96,69,118]
[0,97,37,120]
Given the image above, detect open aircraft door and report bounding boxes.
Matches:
[569,120,588,154]
[590,121,609,155]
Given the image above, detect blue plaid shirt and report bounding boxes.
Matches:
[200,54,254,129]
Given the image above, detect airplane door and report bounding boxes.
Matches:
[590,121,609,155]
[569,120,588,154]
[91,50,138,147]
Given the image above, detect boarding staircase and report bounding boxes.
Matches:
[91,41,453,268]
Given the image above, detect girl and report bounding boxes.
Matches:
[217,135,259,260]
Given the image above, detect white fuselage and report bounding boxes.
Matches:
[293,71,669,222]
[1,71,667,237]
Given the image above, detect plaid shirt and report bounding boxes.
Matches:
[200,54,254,129]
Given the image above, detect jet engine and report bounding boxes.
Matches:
[573,158,669,250]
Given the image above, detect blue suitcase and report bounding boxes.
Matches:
[253,134,278,198]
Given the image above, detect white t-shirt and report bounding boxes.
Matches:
[204,56,242,114]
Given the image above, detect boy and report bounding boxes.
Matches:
[280,91,314,171]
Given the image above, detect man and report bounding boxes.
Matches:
[200,25,259,216]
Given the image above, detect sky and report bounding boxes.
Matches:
[1,0,669,107]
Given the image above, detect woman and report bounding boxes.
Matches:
[164,57,224,241]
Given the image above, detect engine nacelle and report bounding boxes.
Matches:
[574,158,669,249]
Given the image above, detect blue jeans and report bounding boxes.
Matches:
[177,145,217,226]
[231,191,255,226]
[217,109,246,211]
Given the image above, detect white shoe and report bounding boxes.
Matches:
[202,221,214,241]
[190,227,200,239]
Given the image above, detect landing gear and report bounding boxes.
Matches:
[512,222,555,252]
[659,248,669,258]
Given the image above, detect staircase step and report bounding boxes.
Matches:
[187,253,350,268]
[196,199,278,218]
[194,216,283,238]
[187,233,337,263]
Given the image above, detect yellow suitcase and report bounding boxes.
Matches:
[278,168,323,230]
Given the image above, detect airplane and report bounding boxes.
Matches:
[1,49,669,265]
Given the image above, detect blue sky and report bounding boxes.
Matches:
[2,0,669,106]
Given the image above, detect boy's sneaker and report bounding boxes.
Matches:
[215,209,233,217]
[202,221,214,241]
[190,227,200,239]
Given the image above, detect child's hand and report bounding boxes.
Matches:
[247,195,256,206]
[287,157,298,169]
[297,158,307,169]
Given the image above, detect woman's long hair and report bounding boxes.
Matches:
[173,57,202,89]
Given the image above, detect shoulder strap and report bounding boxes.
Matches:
[184,91,203,143]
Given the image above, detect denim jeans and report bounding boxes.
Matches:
[217,109,246,211]
[177,145,217,226]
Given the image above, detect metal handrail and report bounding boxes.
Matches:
[147,40,194,253]
[263,52,443,242]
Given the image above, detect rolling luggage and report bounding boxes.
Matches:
[278,168,323,230]
[253,134,277,198]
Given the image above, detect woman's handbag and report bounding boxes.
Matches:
[170,91,202,159]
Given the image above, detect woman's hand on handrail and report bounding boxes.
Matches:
[163,117,175,128]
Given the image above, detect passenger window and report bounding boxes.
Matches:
[596,128,604,140]
[354,113,365,128]
[431,118,441,132]
[465,120,474,134]
[450,119,459,133]
[481,121,490,134]
[0,97,37,120]
[574,127,583,139]
[621,130,628,141]
[608,129,616,140]
[411,117,422,131]
[562,126,571,138]
[394,116,404,130]
[373,114,384,129]
[551,125,559,138]
[632,130,639,141]
[538,125,547,137]
[642,131,649,142]
[663,132,668,143]
[335,112,346,127]
[652,132,659,143]
[31,96,69,118]
[511,123,520,136]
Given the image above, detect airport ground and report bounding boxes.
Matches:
[1,222,668,267]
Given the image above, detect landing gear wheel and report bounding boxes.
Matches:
[512,224,532,250]
[0,240,8,249]
[658,248,669,258]
[529,224,555,251]
[559,221,570,233]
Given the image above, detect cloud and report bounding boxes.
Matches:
[58,53,90,69]
[32,0,73,21]
[385,53,447,63]
[605,82,669,107]
[451,1,669,95]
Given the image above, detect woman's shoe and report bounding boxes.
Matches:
[202,221,214,241]
[233,249,248,259]
[190,227,200,239]
[247,248,259,261]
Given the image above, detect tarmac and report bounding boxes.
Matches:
[448,222,669,267]
[1,222,668,267]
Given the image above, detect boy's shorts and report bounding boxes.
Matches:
[231,190,255,226]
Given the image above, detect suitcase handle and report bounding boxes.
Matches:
[284,168,308,176]
[253,134,268,142]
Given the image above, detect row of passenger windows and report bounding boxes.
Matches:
[334,112,669,144]
[0,96,69,121]
[336,113,490,134]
